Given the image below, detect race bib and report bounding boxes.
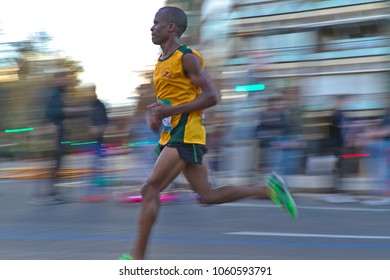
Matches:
[157,99,173,132]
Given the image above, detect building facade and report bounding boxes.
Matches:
[199,0,390,184]
[225,0,390,108]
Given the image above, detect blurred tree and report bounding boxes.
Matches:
[0,30,87,158]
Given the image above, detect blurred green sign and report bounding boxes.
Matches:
[4,127,34,133]
[235,84,265,92]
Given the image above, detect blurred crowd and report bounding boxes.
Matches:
[1,67,390,199]
[204,88,390,198]
[0,25,389,200]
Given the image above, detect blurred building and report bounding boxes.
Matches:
[199,1,390,132]
[224,0,389,103]
[165,0,390,188]
[165,0,204,47]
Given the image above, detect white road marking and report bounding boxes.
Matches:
[224,231,390,240]
[217,202,390,212]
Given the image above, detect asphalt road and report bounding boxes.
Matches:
[1,180,390,260]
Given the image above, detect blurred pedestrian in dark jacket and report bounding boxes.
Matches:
[254,95,287,172]
[89,88,109,183]
[90,89,109,151]
[30,71,89,205]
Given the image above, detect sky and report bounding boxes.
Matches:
[1,0,166,106]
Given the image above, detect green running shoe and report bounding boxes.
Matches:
[265,172,298,220]
[118,254,134,260]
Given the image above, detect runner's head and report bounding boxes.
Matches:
[159,6,187,37]
[151,6,187,44]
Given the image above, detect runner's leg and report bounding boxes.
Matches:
[133,147,186,259]
[183,159,268,204]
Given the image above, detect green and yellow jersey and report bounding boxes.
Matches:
[153,45,206,145]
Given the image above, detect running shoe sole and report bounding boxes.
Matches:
[118,254,134,260]
[265,172,298,220]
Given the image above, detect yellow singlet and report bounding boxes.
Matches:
[153,45,206,145]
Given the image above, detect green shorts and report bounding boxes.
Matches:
[155,143,208,165]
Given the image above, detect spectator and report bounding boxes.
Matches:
[254,95,287,172]
[81,86,110,202]
[29,70,89,205]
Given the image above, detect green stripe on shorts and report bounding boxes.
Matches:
[192,144,198,163]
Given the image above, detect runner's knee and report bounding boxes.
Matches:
[197,192,217,204]
[140,181,160,199]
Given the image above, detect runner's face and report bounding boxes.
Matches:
[151,10,171,45]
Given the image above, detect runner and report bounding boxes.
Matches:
[120,6,298,260]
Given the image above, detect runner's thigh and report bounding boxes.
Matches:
[182,159,212,196]
[148,146,186,191]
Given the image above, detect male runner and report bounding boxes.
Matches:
[120,6,297,260]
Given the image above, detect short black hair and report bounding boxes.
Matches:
[159,6,187,37]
